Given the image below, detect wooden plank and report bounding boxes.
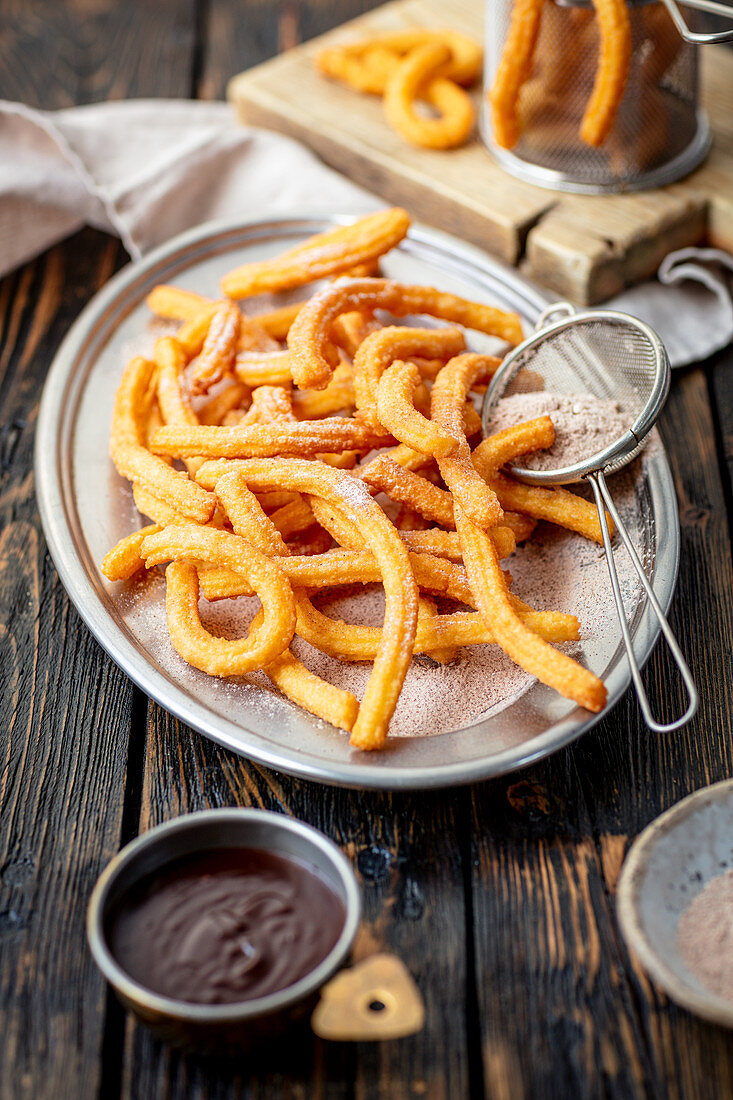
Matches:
[120,712,473,1099]
[0,2,200,1096]
[0,231,138,1100]
[524,187,707,305]
[0,0,196,108]
[470,368,733,1097]
[228,0,733,304]
[199,0,382,100]
[228,0,555,265]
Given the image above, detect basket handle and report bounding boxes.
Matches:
[660,0,733,44]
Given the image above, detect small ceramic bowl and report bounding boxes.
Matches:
[617,778,733,1028]
[87,809,361,1051]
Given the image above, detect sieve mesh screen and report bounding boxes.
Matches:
[483,312,669,482]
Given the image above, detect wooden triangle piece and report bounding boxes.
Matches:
[311,953,425,1041]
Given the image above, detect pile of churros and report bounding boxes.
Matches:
[102,207,609,752]
[490,0,632,149]
[315,29,483,149]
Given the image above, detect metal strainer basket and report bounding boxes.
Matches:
[483,0,733,193]
[482,302,698,731]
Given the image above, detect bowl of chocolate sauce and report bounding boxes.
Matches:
[87,810,361,1050]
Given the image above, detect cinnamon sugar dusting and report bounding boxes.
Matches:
[488,392,628,471]
[115,391,649,742]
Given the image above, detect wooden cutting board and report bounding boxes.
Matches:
[228,0,733,305]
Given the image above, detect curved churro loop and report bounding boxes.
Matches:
[353,325,465,428]
[376,359,458,457]
[316,44,399,94]
[431,353,504,529]
[110,357,215,524]
[290,279,522,390]
[383,43,475,150]
[141,525,296,676]
[316,29,483,93]
[454,502,607,712]
[204,459,418,750]
[489,0,545,149]
[220,209,411,299]
[294,591,579,662]
[580,0,632,147]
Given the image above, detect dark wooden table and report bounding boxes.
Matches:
[2,2,733,1097]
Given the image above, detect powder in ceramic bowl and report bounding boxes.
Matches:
[677,868,733,1004]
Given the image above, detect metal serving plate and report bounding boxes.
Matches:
[35,216,680,790]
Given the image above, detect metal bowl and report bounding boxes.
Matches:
[87,809,361,1051]
[617,778,733,1028]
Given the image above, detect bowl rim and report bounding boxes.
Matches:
[87,808,362,1022]
[616,777,733,1029]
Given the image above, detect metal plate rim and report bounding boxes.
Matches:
[35,214,680,790]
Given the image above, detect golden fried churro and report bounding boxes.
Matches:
[353,324,465,428]
[289,279,522,389]
[431,353,504,528]
[110,356,215,523]
[489,0,545,149]
[383,42,475,150]
[580,0,632,146]
[221,209,411,299]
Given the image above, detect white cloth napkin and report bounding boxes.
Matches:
[2,97,732,369]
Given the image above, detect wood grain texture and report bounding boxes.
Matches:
[0,232,137,1099]
[199,0,381,100]
[227,0,733,304]
[0,2,200,1096]
[470,368,733,1099]
[3,0,733,1097]
[0,0,197,107]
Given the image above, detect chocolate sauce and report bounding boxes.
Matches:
[106,848,346,1005]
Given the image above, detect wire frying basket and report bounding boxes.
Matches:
[482,0,731,193]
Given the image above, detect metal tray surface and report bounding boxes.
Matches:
[35,216,680,789]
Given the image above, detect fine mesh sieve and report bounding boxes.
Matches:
[482,302,698,732]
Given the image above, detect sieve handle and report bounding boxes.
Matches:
[588,470,698,733]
